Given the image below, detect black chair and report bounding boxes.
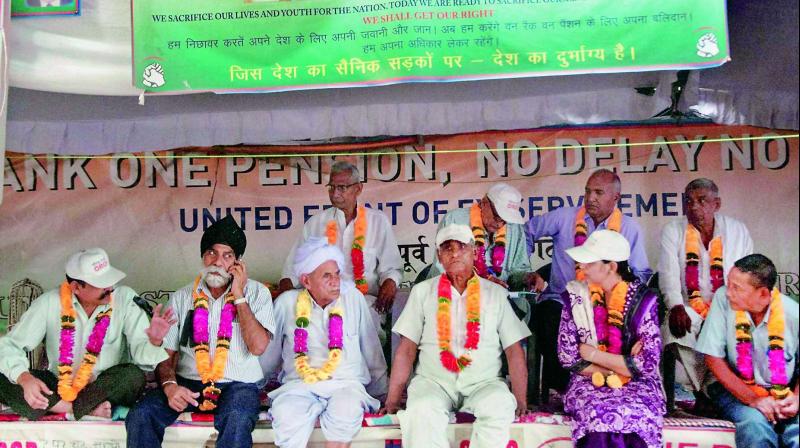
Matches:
[649,273,676,414]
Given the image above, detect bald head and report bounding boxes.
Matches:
[584,169,621,223]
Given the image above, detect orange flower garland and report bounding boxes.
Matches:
[437,275,481,372]
[58,282,114,402]
[327,206,369,294]
[574,207,622,281]
[684,224,723,319]
[470,203,507,277]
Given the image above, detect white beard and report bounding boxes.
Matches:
[201,266,231,289]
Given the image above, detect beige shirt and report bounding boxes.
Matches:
[393,275,530,396]
[0,286,168,384]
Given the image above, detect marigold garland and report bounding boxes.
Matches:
[327,206,369,294]
[437,274,481,373]
[685,225,723,319]
[574,207,622,281]
[588,281,633,389]
[470,202,506,278]
[57,282,114,402]
[293,289,344,383]
[735,288,791,400]
[192,276,237,411]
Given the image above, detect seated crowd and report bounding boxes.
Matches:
[0,163,797,448]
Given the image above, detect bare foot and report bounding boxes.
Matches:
[89,401,112,418]
[50,400,72,414]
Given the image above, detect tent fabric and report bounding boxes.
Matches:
[4,0,798,156]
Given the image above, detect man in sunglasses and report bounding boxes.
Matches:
[277,161,403,342]
[0,248,173,420]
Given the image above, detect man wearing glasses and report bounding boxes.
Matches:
[278,161,403,341]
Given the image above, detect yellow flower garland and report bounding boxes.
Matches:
[294,289,344,383]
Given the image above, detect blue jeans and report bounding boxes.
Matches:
[708,382,799,448]
[125,377,260,448]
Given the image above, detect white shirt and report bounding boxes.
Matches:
[164,278,276,384]
[658,214,753,348]
[260,287,388,399]
[393,275,530,396]
[281,206,403,296]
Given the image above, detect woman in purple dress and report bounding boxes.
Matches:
[558,230,665,448]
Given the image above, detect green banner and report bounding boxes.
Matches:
[132,0,729,93]
[11,0,79,17]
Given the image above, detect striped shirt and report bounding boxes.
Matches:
[164,278,275,384]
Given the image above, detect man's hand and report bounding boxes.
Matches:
[228,259,248,299]
[668,304,692,339]
[514,394,528,417]
[379,399,402,415]
[164,383,199,413]
[524,272,546,292]
[751,396,781,423]
[146,304,177,347]
[777,393,799,420]
[486,275,508,289]
[374,279,398,314]
[276,278,295,299]
[18,372,52,410]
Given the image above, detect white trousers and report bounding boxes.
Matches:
[270,383,369,448]
[398,376,516,448]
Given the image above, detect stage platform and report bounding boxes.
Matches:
[0,413,736,448]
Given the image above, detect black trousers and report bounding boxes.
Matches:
[0,363,145,420]
[533,300,569,393]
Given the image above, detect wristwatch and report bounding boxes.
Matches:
[234,297,247,305]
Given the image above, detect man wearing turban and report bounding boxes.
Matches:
[126,215,276,448]
[277,161,403,344]
[261,237,387,448]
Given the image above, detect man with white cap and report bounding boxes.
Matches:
[126,215,275,448]
[0,248,174,420]
[425,183,533,293]
[261,237,387,448]
[384,224,530,448]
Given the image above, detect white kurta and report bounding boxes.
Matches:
[261,287,387,447]
[658,213,753,390]
[392,275,530,448]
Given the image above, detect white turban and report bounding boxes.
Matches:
[293,237,346,279]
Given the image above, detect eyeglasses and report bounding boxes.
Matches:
[326,182,360,194]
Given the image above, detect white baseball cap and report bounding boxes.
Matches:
[565,230,630,264]
[65,248,126,288]
[487,183,526,225]
[435,224,474,248]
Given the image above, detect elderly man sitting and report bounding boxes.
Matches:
[261,237,388,448]
[126,216,275,448]
[384,224,530,448]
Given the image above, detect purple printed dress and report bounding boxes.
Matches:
[558,280,665,448]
